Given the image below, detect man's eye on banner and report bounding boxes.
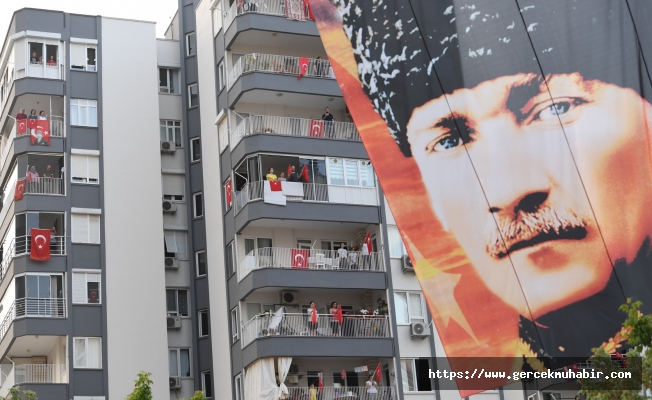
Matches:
[309,0,652,395]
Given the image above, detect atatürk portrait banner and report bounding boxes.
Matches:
[309,0,652,395]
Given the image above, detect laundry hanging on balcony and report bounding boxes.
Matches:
[263,180,304,206]
[285,0,307,20]
[30,228,51,261]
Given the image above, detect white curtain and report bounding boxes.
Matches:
[245,358,277,400]
[277,357,292,399]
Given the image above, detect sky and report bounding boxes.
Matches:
[0,0,180,39]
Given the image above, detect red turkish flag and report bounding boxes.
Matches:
[309,120,324,137]
[31,120,50,145]
[340,369,346,381]
[336,305,343,324]
[291,249,309,269]
[225,179,233,207]
[269,180,282,192]
[287,164,292,176]
[14,178,26,201]
[311,308,317,325]
[318,372,324,393]
[30,228,51,261]
[374,364,382,383]
[28,119,37,129]
[301,164,310,183]
[297,57,309,80]
[365,231,373,253]
[303,0,315,19]
[16,119,27,135]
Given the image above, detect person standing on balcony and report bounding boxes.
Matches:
[16,109,27,120]
[38,111,47,120]
[43,165,54,178]
[27,166,39,182]
[266,168,277,181]
[322,107,334,138]
[329,302,340,336]
[314,56,323,77]
[30,53,39,64]
[360,240,370,270]
[28,109,37,119]
[50,225,58,253]
[278,172,286,181]
[309,384,317,400]
[307,301,318,336]
[288,166,301,182]
[365,375,378,400]
[47,56,56,66]
[337,243,348,269]
[349,245,359,270]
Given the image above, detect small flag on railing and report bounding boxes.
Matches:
[225,179,233,207]
[31,119,50,146]
[309,120,324,137]
[270,180,282,192]
[16,119,27,135]
[301,164,310,183]
[14,178,26,201]
[336,305,343,325]
[30,228,51,261]
[291,249,309,269]
[374,363,383,383]
[298,57,309,80]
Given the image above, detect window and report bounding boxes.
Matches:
[196,250,207,277]
[190,137,201,162]
[306,371,322,387]
[186,33,197,56]
[199,309,209,337]
[218,117,228,153]
[74,337,102,368]
[72,271,101,304]
[226,242,234,275]
[188,83,199,108]
[162,174,185,201]
[169,349,191,377]
[71,154,100,184]
[401,359,432,392]
[234,374,242,400]
[231,307,239,343]
[217,61,225,91]
[159,68,180,94]
[70,99,98,127]
[202,371,214,398]
[72,213,101,244]
[164,230,188,259]
[327,158,374,187]
[166,289,189,316]
[387,225,408,258]
[193,192,204,218]
[213,0,223,34]
[70,44,97,71]
[394,292,425,325]
[160,120,182,147]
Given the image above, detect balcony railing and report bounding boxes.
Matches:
[15,364,66,384]
[0,117,65,172]
[227,53,333,90]
[0,235,66,290]
[287,386,397,400]
[233,181,378,214]
[242,313,390,347]
[24,177,64,196]
[0,298,67,345]
[223,0,311,31]
[238,247,384,281]
[230,115,360,148]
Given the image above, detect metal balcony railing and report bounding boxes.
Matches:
[287,386,397,400]
[230,115,360,148]
[0,117,65,173]
[233,182,378,214]
[223,0,311,31]
[14,364,66,384]
[237,247,384,281]
[227,53,333,90]
[15,298,67,319]
[24,177,65,195]
[242,313,390,347]
[0,235,66,291]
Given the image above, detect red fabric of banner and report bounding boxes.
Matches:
[14,178,26,201]
[16,120,27,135]
[301,164,310,183]
[30,228,51,261]
[298,57,309,79]
[31,119,50,145]
[291,249,309,269]
[226,180,232,206]
[309,120,324,137]
[269,180,282,192]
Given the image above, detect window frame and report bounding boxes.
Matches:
[188,83,199,108]
[198,309,209,337]
[231,306,239,343]
[190,137,201,162]
[394,291,426,325]
[70,43,97,72]
[234,374,242,400]
[217,61,225,91]
[185,32,197,57]
[193,192,204,219]
[160,120,182,147]
[212,0,223,35]
[202,370,214,398]
[70,99,98,127]
[169,348,192,378]
[166,288,189,317]
[387,225,408,258]
[325,158,375,187]
[226,241,235,276]
[159,67,180,94]
[400,358,432,392]
[73,337,102,369]
[164,230,188,260]
[71,213,101,244]
[71,154,100,184]
[195,250,207,277]
[72,270,101,305]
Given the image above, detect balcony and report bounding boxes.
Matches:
[0,116,65,174]
[0,236,66,287]
[287,386,397,400]
[224,0,299,29]
[228,54,333,91]
[0,298,67,344]
[242,312,390,348]
[24,177,64,196]
[238,247,384,281]
[230,115,360,149]
[234,181,378,215]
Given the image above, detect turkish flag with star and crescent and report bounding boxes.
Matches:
[309,120,324,137]
[16,119,27,135]
[297,57,309,80]
[28,119,37,130]
[291,249,309,269]
[374,364,383,383]
[30,228,51,261]
[225,179,233,207]
[32,120,50,145]
[14,178,26,201]
[269,180,282,192]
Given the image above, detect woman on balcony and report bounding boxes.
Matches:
[38,111,47,120]
[306,301,318,336]
[329,302,340,336]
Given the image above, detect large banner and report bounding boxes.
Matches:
[310,0,652,394]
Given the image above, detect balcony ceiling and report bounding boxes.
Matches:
[7,335,61,358]
[233,30,325,54]
[246,218,372,231]
[238,89,346,110]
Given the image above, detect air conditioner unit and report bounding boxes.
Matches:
[167,316,182,329]
[165,257,178,270]
[169,377,182,389]
[163,201,177,213]
[287,375,299,384]
[410,321,430,340]
[280,291,296,304]
[161,141,176,154]
[401,254,414,273]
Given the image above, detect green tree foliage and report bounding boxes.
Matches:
[580,299,652,400]
[0,387,38,400]
[181,391,208,400]
[125,371,153,400]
